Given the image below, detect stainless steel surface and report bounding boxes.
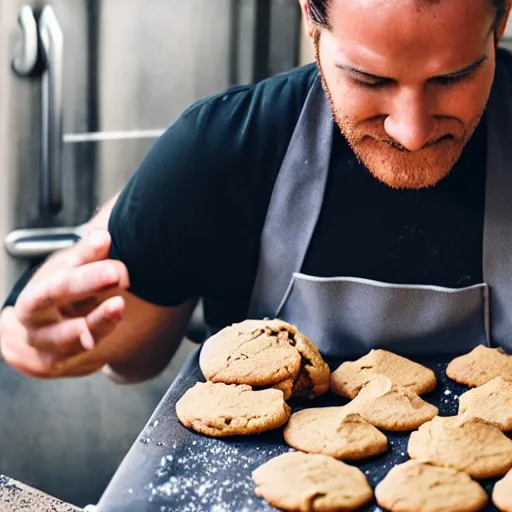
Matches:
[0,1,302,508]
[39,5,64,215]
[5,225,86,258]
[11,5,38,76]
[63,130,165,143]
[0,0,247,297]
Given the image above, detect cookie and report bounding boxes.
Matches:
[493,469,512,512]
[283,407,388,460]
[331,349,437,399]
[375,460,488,512]
[176,382,291,437]
[408,415,512,479]
[252,451,373,512]
[199,319,330,399]
[458,377,512,431]
[344,375,438,431]
[446,345,512,388]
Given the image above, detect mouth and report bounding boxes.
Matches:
[368,134,455,153]
[425,134,454,146]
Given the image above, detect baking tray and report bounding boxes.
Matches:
[97,349,503,512]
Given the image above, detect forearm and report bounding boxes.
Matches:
[101,297,198,384]
[1,191,196,383]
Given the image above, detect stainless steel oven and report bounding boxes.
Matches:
[0,0,301,507]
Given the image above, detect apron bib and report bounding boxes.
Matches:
[248,61,512,357]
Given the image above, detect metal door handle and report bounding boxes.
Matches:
[39,6,64,215]
[12,5,39,76]
[5,225,87,259]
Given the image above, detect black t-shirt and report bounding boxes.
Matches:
[109,50,508,330]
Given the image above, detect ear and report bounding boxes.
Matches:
[298,0,315,39]
[496,1,512,40]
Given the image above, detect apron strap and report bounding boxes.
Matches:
[483,60,512,351]
[248,76,334,319]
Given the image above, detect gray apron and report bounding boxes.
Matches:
[248,60,512,357]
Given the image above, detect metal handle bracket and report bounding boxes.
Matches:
[5,226,86,259]
[12,5,39,76]
[39,6,64,215]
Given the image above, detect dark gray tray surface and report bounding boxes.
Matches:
[97,349,503,512]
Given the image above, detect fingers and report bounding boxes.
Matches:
[0,229,129,379]
[80,296,126,349]
[0,307,67,378]
[0,295,126,378]
[16,260,130,326]
[25,295,125,353]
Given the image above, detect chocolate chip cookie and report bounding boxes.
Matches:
[199,319,330,399]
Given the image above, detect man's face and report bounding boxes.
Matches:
[315,0,497,189]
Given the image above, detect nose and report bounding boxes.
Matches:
[383,88,436,152]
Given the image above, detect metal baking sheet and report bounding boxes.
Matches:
[97,349,503,512]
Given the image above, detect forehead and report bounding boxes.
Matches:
[326,0,495,75]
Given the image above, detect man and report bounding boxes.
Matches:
[1,0,511,381]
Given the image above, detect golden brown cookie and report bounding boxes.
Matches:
[199,319,330,399]
[252,452,373,512]
[331,349,437,399]
[408,416,512,479]
[458,377,512,431]
[283,407,388,460]
[446,345,512,388]
[375,460,488,512]
[494,469,512,512]
[176,382,290,437]
[343,375,438,431]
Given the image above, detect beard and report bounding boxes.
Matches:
[314,38,485,190]
[335,119,483,189]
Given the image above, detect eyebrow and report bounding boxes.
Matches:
[336,55,488,81]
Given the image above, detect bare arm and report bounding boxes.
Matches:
[0,193,197,383]
[86,193,120,233]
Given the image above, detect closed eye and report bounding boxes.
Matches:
[432,70,476,86]
[351,78,392,90]
[343,57,485,90]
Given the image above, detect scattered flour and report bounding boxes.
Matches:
[145,437,284,511]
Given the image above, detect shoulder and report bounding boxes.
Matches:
[124,63,319,193]
[128,63,320,214]
[114,63,319,218]
[185,63,319,122]
[174,63,319,152]
[108,65,319,306]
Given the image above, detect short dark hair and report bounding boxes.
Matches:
[308,0,508,30]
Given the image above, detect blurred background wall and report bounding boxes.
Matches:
[0,0,302,507]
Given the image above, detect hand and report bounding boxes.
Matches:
[0,230,130,378]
